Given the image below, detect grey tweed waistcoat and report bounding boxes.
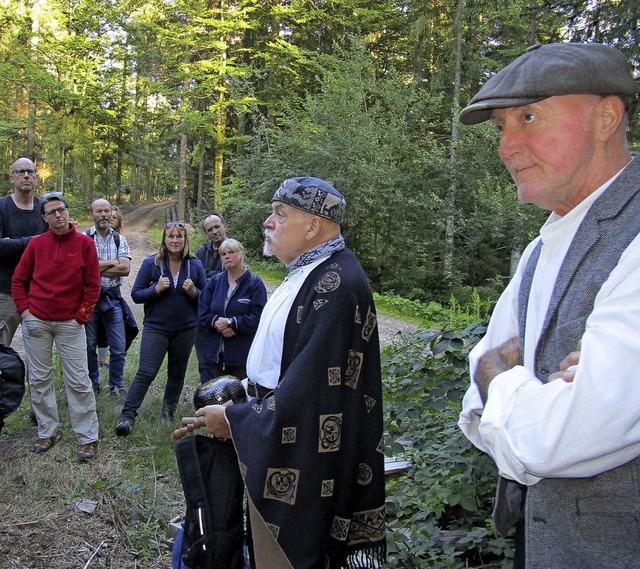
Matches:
[499,155,640,568]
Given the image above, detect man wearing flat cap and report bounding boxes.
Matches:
[195,177,386,568]
[458,43,640,567]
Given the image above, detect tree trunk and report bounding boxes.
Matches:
[213,92,226,211]
[197,141,205,210]
[443,0,464,282]
[178,133,188,221]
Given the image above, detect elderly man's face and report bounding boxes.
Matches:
[263,202,313,264]
[492,94,608,216]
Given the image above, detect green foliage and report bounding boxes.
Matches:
[249,255,287,285]
[383,322,515,567]
[374,289,493,328]
[2,0,639,304]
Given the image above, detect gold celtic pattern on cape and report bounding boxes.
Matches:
[318,413,342,452]
[264,467,299,505]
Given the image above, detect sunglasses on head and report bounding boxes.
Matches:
[42,191,64,201]
[166,221,186,228]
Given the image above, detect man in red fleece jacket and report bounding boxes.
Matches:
[12,192,101,460]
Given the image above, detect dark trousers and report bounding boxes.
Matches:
[86,298,126,389]
[204,359,247,385]
[120,326,197,422]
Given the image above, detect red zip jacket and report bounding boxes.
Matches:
[12,225,101,324]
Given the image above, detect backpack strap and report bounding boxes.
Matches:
[174,435,246,569]
[85,228,120,249]
[175,436,212,568]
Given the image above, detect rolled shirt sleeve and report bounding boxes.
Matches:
[460,231,640,486]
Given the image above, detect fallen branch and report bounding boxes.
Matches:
[83,540,106,568]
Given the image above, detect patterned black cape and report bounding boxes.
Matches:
[226,249,386,568]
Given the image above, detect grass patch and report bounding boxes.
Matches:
[374,290,493,328]
[0,344,204,567]
[247,255,287,285]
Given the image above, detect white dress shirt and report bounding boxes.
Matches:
[245,255,330,389]
[459,162,640,485]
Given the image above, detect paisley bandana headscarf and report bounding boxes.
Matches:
[272,176,346,224]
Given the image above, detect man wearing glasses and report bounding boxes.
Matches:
[0,157,47,347]
[12,192,102,460]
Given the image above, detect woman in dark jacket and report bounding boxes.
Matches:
[198,238,267,383]
[115,222,206,436]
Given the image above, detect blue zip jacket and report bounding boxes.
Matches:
[132,255,206,332]
[197,269,267,367]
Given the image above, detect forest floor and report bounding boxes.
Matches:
[0,202,414,568]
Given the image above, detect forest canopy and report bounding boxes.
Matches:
[1,0,638,302]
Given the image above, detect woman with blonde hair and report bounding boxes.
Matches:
[198,238,267,382]
[110,205,123,232]
[115,222,206,436]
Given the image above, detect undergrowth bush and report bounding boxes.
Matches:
[382,323,515,568]
[375,290,493,328]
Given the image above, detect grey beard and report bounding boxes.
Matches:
[262,240,274,257]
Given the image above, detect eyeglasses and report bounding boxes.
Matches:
[11,169,36,176]
[166,221,186,228]
[44,206,68,217]
[42,191,64,201]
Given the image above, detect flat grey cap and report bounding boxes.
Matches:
[460,42,637,125]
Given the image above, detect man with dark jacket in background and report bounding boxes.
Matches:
[195,213,228,382]
[195,213,227,279]
[0,157,47,347]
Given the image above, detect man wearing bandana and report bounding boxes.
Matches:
[195,177,387,568]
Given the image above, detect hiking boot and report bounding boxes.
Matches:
[160,405,175,422]
[92,383,101,396]
[115,418,133,437]
[78,440,99,460]
[32,434,60,454]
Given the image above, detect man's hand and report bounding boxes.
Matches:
[195,404,231,439]
[474,336,520,404]
[548,340,581,383]
[101,257,131,278]
[99,259,118,274]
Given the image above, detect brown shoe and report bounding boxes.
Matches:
[78,440,99,461]
[32,434,60,454]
